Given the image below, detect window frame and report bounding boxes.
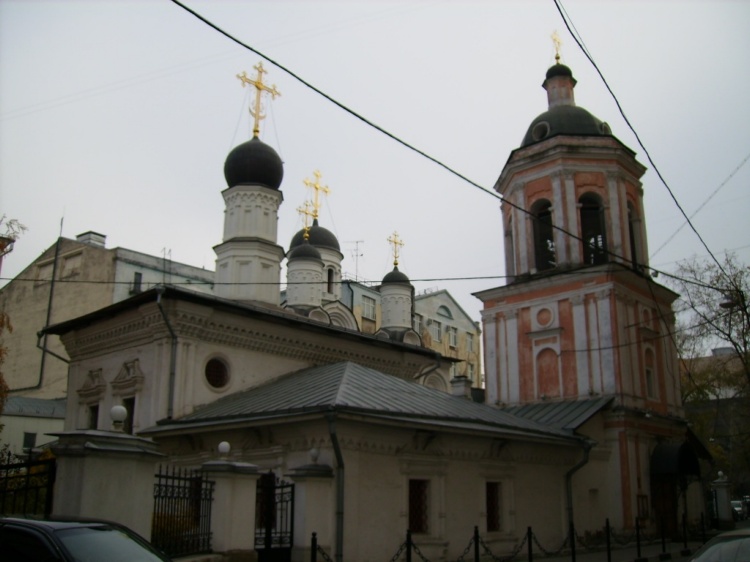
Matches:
[362,295,376,320]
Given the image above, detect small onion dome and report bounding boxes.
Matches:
[544,63,575,82]
[287,240,322,261]
[382,266,411,285]
[224,136,284,189]
[289,219,340,252]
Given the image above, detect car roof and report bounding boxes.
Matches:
[0,516,119,531]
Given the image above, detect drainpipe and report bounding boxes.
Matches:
[326,412,344,562]
[565,440,593,542]
[155,287,177,419]
[11,237,63,393]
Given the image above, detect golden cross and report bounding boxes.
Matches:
[551,30,563,64]
[296,200,315,239]
[237,62,281,137]
[387,232,405,267]
[303,170,330,220]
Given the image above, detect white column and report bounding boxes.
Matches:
[571,294,590,396]
[563,172,580,264]
[551,173,568,265]
[506,309,520,404]
[596,289,616,394]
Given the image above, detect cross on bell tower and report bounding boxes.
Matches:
[237,62,281,137]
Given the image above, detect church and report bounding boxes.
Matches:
[42,58,706,561]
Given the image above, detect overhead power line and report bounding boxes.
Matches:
[169,0,718,289]
[553,0,731,281]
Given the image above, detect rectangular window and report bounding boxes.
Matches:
[448,327,458,348]
[409,479,430,534]
[123,397,136,434]
[468,363,475,380]
[431,320,442,342]
[467,333,474,353]
[486,482,502,532]
[131,271,143,294]
[362,296,376,320]
[88,404,99,429]
[22,432,37,451]
[413,314,423,334]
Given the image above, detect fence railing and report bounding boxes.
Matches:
[151,464,214,558]
[310,515,710,562]
[0,451,56,517]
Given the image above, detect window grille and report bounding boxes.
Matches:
[409,479,429,534]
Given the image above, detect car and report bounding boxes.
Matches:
[731,500,746,520]
[0,517,172,562]
[689,528,750,562]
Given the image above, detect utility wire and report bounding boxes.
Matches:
[650,151,750,259]
[169,0,711,286]
[553,0,731,281]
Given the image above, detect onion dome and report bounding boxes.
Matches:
[545,63,575,81]
[289,219,340,252]
[521,63,611,148]
[382,266,411,285]
[288,240,322,261]
[224,137,284,189]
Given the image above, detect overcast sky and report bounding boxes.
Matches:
[1,0,748,322]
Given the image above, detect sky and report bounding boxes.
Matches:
[1,0,749,323]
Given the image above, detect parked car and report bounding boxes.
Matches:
[0,517,172,562]
[689,528,750,562]
[731,500,746,520]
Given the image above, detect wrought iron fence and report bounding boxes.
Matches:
[0,450,56,517]
[151,464,214,558]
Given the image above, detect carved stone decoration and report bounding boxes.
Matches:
[77,368,106,404]
[111,359,145,396]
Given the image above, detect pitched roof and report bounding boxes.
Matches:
[147,362,579,443]
[503,397,613,431]
[3,397,67,419]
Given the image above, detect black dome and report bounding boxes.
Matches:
[288,241,322,261]
[382,266,411,285]
[521,105,611,147]
[289,219,340,252]
[545,63,574,80]
[224,137,283,189]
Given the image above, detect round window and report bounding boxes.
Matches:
[532,121,550,141]
[205,358,229,389]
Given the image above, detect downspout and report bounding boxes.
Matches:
[12,237,63,393]
[155,287,177,420]
[326,412,344,562]
[565,440,593,542]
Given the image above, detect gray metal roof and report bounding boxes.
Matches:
[503,397,613,431]
[3,397,67,419]
[159,362,578,442]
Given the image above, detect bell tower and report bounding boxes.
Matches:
[475,58,697,531]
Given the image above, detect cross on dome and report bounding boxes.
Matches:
[551,30,563,64]
[237,62,281,137]
[303,170,330,220]
[387,232,404,267]
[296,200,314,240]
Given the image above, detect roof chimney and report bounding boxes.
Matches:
[450,375,472,399]
[76,231,107,248]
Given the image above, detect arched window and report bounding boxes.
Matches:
[579,193,607,265]
[437,305,453,319]
[627,202,640,270]
[531,199,555,271]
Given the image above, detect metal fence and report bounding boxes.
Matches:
[0,451,56,517]
[151,464,214,558]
